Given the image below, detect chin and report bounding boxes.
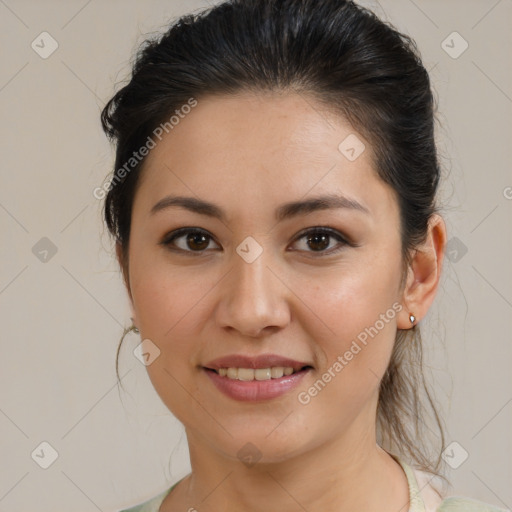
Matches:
[208,428,313,467]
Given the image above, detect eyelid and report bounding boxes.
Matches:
[160,227,220,255]
[161,226,355,255]
[289,226,352,256]
[293,226,351,245]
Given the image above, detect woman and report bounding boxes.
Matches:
[100,0,506,510]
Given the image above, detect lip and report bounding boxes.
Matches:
[202,353,313,402]
[204,353,312,371]
[203,366,312,402]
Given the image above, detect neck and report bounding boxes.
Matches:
[172,416,410,512]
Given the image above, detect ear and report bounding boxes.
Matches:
[397,214,447,329]
[116,241,138,327]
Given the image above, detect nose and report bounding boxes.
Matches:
[215,244,291,338]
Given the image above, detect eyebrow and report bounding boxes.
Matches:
[150,193,370,222]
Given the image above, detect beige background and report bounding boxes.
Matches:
[0,0,511,510]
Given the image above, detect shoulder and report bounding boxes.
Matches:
[437,496,510,512]
[118,486,173,512]
[409,465,507,512]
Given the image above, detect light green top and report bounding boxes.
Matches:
[119,455,508,512]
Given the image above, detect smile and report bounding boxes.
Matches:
[203,366,312,401]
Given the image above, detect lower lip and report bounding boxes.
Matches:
[203,367,311,402]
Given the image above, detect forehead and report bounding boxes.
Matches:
[133,91,396,221]
[142,91,368,169]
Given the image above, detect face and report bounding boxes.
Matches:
[123,91,407,463]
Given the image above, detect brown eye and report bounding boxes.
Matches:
[185,231,210,250]
[162,228,220,254]
[305,232,330,251]
[292,227,349,256]
[161,226,351,257]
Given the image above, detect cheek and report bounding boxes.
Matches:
[297,260,400,382]
[292,278,400,423]
[129,264,211,419]
[131,264,210,344]
[128,240,402,421]
[128,255,231,405]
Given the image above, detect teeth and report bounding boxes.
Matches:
[215,367,299,380]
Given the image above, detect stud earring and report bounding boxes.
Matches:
[130,318,139,334]
[409,313,416,324]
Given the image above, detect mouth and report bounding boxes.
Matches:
[202,363,313,402]
[203,365,313,381]
[201,353,314,401]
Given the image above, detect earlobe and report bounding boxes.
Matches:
[397,264,419,329]
[398,214,447,329]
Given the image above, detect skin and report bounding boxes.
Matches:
[117,91,447,512]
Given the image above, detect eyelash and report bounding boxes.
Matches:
[160,226,352,257]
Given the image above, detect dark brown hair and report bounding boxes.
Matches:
[100,0,448,489]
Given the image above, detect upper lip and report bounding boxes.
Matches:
[204,354,313,371]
